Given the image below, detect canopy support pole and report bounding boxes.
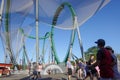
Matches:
[35,0,39,64]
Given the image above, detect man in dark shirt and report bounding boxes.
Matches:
[91,39,114,80]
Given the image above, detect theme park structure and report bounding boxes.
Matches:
[0,0,110,75]
[0,63,12,76]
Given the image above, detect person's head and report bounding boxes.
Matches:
[105,46,114,53]
[78,60,82,63]
[95,39,105,48]
[90,54,94,60]
[68,58,70,61]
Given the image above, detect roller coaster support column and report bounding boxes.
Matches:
[74,16,85,61]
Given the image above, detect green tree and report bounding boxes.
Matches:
[84,47,120,61]
[84,46,98,61]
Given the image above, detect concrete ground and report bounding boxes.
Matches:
[0,71,97,80]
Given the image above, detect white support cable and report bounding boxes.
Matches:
[1,32,8,63]
[0,0,4,20]
[47,37,50,64]
[31,43,36,62]
[68,28,76,60]
[49,35,52,63]
[15,29,21,59]
[69,45,73,59]
[42,38,50,63]
[0,0,4,28]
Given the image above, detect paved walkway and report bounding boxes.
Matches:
[0,72,97,80]
[0,61,120,80]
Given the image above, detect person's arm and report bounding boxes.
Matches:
[91,60,96,64]
[111,55,116,66]
[91,60,100,67]
[90,49,103,67]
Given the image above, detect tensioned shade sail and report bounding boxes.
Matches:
[0,0,110,30]
[36,0,110,30]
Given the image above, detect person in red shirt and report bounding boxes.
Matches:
[90,39,114,80]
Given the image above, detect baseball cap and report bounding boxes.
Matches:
[95,39,105,46]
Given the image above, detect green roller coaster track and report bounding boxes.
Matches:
[51,2,76,63]
[19,2,83,64]
[52,2,84,63]
[3,1,85,65]
[21,0,105,64]
[19,0,106,64]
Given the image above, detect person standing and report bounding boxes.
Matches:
[66,58,72,80]
[105,46,120,80]
[77,60,86,80]
[86,54,98,80]
[28,62,32,76]
[36,63,42,78]
[90,39,114,80]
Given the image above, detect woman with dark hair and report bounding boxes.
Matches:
[86,54,98,80]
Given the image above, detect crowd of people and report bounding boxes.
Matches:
[26,39,120,80]
[66,39,120,80]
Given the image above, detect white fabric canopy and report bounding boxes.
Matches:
[0,0,110,30]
